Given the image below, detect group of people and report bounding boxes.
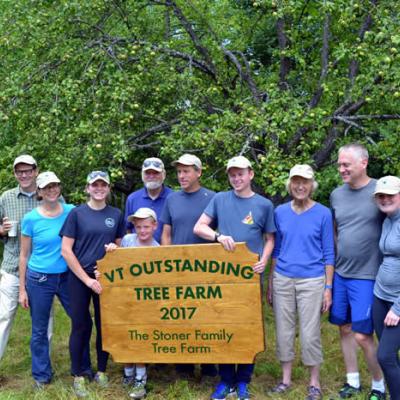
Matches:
[0,142,398,400]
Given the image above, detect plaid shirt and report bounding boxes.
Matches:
[0,186,40,276]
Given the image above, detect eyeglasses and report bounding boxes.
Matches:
[15,168,35,177]
[142,160,163,169]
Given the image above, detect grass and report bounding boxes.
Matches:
[0,298,373,400]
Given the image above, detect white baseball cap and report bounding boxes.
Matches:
[226,156,252,171]
[374,176,400,195]
[127,207,157,222]
[36,171,61,189]
[172,154,202,169]
[13,155,37,168]
[289,164,315,180]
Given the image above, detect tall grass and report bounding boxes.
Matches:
[0,298,372,399]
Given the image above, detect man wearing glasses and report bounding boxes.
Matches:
[0,155,40,362]
[124,157,173,243]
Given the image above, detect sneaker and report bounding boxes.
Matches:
[33,380,49,390]
[73,376,89,398]
[94,371,109,388]
[237,382,250,400]
[129,379,147,399]
[367,390,386,400]
[122,374,135,386]
[338,383,362,398]
[305,386,322,400]
[210,382,236,399]
[269,382,291,394]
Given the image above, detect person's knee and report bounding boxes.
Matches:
[377,345,396,369]
[339,323,352,337]
[354,332,373,348]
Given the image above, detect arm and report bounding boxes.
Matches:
[61,236,102,294]
[18,235,31,309]
[161,224,172,245]
[322,264,334,313]
[253,232,275,274]
[194,213,235,251]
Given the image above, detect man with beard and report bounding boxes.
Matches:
[124,157,173,243]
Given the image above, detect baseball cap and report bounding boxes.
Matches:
[13,155,37,168]
[36,171,61,189]
[171,154,202,169]
[374,176,400,195]
[142,158,164,172]
[86,170,110,185]
[289,164,315,180]
[127,207,157,222]
[226,156,252,171]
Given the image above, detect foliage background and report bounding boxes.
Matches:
[0,0,399,206]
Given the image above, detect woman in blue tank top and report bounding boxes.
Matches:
[19,171,75,387]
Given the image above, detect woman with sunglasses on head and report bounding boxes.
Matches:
[372,176,400,400]
[18,171,75,388]
[61,171,125,397]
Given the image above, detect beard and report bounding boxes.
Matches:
[144,181,163,190]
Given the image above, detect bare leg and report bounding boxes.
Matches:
[354,332,383,381]
[339,324,359,373]
[281,361,292,385]
[309,365,321,389]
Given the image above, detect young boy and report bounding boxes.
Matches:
[120,207,159,399]
[194,156,276,400]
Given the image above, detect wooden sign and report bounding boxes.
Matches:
[97,243,265,364]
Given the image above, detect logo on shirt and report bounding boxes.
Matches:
[242,211,254,225]
[105,218,115,228]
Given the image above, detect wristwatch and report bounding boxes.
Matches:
[214,232,221,242]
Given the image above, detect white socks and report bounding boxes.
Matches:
[136,366,147,384]
[371,379,385,393]
[346,372,360,389]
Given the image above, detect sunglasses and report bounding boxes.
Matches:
[142,160,163,169]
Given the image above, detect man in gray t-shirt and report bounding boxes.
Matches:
[329,143,385,399]
[160,153,217,379]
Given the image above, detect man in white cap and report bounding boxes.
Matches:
[124,157,173,243]
[330,143,385,400]
[160,153,217,379]
[194,155,276,400]
[0,155,40,361]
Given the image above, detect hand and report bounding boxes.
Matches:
[87,278,102,294]
[1,217,12,235]
[19,290,29,309]
[321,289,332,313]
[104,242,118,252]
[93,266,101,280]
[217,235,236,252]
[252,259,266,274]
[384,309,400,326]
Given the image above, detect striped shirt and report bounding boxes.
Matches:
[0,186,39,276]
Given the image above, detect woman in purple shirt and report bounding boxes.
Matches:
[268,164,335,400]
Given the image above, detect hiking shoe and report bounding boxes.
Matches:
[338,383,362,398]
[129,379,147,399]
[122,374,135,386]
[367,390,386,400]
[306,386,323,400]
[73,376,88,398]
[210,382,236,399]
[94,371,109,388]
[237,382,250,400]
[269,382,291,394]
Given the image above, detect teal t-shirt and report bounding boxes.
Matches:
[22,203,74,273]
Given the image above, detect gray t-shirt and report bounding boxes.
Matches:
[374,210,400,315]
[330,179,384,279]
[160,187,215,244]
[204,190,276,257]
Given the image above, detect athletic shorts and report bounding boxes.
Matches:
[329,272,374,334]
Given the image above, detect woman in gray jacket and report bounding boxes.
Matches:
[372,175,400,400]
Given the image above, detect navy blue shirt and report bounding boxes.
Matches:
[124,185,173,243]
[160,187,215,244]
[60,204,125,273]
